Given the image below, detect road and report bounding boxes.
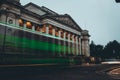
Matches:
[0,64,119,80]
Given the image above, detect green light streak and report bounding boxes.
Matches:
[0,22,77,56]
[0,33,72,55]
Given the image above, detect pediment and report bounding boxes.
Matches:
[24,3,47,16]
[52,15,82,31]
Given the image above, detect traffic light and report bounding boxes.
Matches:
[116,0,120,3]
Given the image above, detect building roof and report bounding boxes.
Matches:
[46,14,82,31]
[24,2,82,31]
[1,1,83,33]
[24,2,59,16]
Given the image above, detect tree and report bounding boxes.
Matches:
[90,41,104,57]
[103,40,120,59]
[95,45,104,57]
[90,41,96,56]
[90,40,120,59]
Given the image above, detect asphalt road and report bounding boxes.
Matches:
[0,64,119,80]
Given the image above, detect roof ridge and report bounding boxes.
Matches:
[41,6,58,15]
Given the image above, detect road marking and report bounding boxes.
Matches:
[109,68,120,75]
[0,64,57,67]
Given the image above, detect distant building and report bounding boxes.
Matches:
[0,0,90,57]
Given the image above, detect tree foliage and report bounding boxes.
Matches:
[90,40,120,59]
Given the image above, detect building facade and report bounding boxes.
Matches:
[0,0,90,58]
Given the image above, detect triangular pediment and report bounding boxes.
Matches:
[24,2,47,16]
[51,14,82,31]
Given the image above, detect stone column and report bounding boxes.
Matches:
[23,22,26,29]
[15,19,19,27]
[58,30,62,56]
[85,39,90,57]
[58,30,61,38]
[72,35,74,55]
[79,37,82,55]
[63,32,66,55]
[81,30,90,57]
[15,15,21,27]
[81,37,90,57]
[63,32,66,39]
[32,25,35,31]
[52,28,55,56]
[52,28,55,36]
[45,24,49,55]
[46,24,49,34]
[76,36,78,56]
[68,33,71,54]
[81,38,85,56]
[22,22,27,53]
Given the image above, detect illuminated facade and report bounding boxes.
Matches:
[0,0,90,58]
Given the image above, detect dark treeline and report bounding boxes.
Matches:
[90,40,120,59]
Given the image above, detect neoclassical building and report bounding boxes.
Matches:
[0,0,90,57]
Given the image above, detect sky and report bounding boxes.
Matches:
[20,0,120,45]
